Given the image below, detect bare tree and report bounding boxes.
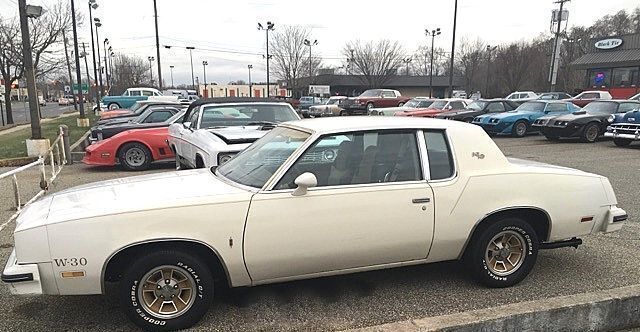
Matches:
[494,42,537,93]
[411,45,447,76]
[0,1,72,124]
[456,38,485,94]
[109,53,150,95]
[269,25,321,96]
[343,40,405,88]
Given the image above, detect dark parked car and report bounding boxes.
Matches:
[96,101,184,125]
[91,107,185,141]
[604,108,640,146]
[434,99,519,122]
[537,92,572,100]
[539,100,640,142]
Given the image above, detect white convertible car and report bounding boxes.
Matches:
[168,98,300,169]
[2,117,626,331]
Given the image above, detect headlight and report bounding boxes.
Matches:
[473,117,481,122]
[607,115,615,123]
[217,153,235,165]
[489,118,500,123]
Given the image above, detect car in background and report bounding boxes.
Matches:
[604,108,640,147]
[98,100,183,122]
[4,116,626,331]
[537,92,572,100]
[168,97,301,169]
[505,91,538,104]
[91,107,186,141]
[539,100,640,142]
[569,90,613,107]
[369,97,435,116]
[473,100,578,137]
[37,96,46,106]
[628,92,640,101]
[272,95,300,109]
[58,96,72,106]
[298,96,324,118]
[101,87,169,110]
[83,126,177,171]
[340,89,411,114]
[308,96,348,117]
[394,99,468,118]
[434,99,519,122]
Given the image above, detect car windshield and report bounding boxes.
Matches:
[129,102,146,112]
[326,98,342,105]
[198,103,298,129]
[167,111,186,123]
[359,90,380,97]
[538,93,557,100]
[582,101,619,114]
[514,102,546,112]
[404,99,432,108]
[300,97,314,102]
[429,100,448,109]
[216,127,311,188]
[466,101,486,110]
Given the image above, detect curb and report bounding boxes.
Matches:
[347,285,640,332]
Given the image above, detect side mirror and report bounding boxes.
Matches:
[183,121,191,128]
[447,105,453,110]
[292,172,318,196]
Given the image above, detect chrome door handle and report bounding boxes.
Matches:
[412,198,431,204]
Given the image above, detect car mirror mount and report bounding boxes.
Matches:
[292,172,318,196]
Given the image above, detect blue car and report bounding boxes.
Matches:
[604,108,640,146]
[473,101,579,137]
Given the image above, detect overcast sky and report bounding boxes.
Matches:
[1,0,638,86]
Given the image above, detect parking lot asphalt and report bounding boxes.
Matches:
[0,135,639,331]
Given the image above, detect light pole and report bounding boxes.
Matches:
[426,27,441,98]
[403,57,412,76]
[169,65,174,88]
[108,46,113,88]
[202,60,208,97]
[258,21,275,97]
[94,18,104,98]
[448,0,458,98]
[80,44,90,103]
[103,38,109,90]
[248,64,253,97]
[485,45,497,98]
[70,0,86,120]
[88,0,99,106]
[18,0,43,139]
[303,38,317,80]
[152,0,162,89]
[186,46,195,90]
[148,56,155,85]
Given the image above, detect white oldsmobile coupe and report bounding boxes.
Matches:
[2,117,626,331]
[168,98,300,169]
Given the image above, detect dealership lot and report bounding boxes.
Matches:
[0,135,639,331]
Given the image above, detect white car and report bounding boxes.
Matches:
[168,99,300,169]
[3,117,626,331]
[505,91,539,104]
[308,96,348,117]
[628,92,640,101]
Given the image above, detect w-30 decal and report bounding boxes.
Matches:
[53,257,87,267]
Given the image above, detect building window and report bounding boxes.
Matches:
[612,67,639,87]
[587,68,611,87]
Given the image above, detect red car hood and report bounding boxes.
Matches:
[394,108,444,117]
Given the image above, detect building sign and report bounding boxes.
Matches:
[309,85,330,95]
[595,38,623,50]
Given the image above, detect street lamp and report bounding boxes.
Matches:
[484,45,497,98]
[148,56,155,85]
[169,65,174,88]
[248,64,253,97]
[402,57,412,76]
[202,60,208,97]
[88,0,100,105]
[303,38,318,80]
[426,27,441,98]
[94,18,104,98]
[163,45,196,89]
[448,0,458,98]
[258,21,275,97]
[103,38,109,89]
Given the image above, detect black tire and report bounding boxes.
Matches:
[613,138,632,147]
[466,218,539,288]
[581,123,600,143]
[119,142,152,171]
[118,250,213,331]
[339,110,348,116]
[398,102,404,107]
[175,155,188,170]
[366,102,374,111]
[511,120,528,138]
[108,102,120,110]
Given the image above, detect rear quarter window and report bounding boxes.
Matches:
[424,131,455,180]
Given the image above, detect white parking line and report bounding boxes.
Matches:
[0,217,14,234]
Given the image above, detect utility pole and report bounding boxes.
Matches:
[549,0,570,92]
[448,0,458,98]
[153,0,162,89]
[88,0,99,106]
[70,0,86,121]
[187,46,195,89]
[169,65,174,87]
[18,0,42,139]
[248,64,253,97]
[62,30,77,111]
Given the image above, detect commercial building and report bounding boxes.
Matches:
[197,83,283,98]
[571,33,640,98]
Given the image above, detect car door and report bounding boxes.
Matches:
[380,91,397,107]
[176,107,200,166]
[244,130,435,282]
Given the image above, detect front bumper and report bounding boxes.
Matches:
[604,124,640,140]
[2,249,43,295]
[601,206,627,233]
[479,122,512,134]
[540,125,583,138]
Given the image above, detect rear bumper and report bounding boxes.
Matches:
[2,250,43,295]
[600,206,627,233]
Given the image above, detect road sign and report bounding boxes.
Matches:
[72,83,89,94]
[309,85,330,95]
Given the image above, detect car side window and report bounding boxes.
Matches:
[275,130,422,189]
[450,101,464,109]
[381,91,395,98]
[487,102,505,113]
[143,110,175,123]
[187,109,200,128]
[123,90,130,96]
[424,131,454,180]
[618,103,640,113]
[545,103,567,112]
[130,90,142,96]
[142,90,154,96]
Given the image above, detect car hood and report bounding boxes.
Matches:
[15,170,250,232]
[551,111,601,122]
[371,106,407,112]
[489,110,538,120]
[439,109,476,117]
[207,126,269,144]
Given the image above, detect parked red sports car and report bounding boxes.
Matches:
[82,127,174,171]
[394,99,468,118]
